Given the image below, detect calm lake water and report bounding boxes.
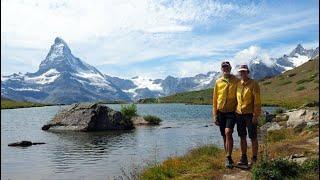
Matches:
[1,104,278,179]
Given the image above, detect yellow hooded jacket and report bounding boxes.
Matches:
[213,75,239,116]
[236,78,261,118]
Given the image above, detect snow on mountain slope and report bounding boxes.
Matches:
[286,53,310,67]
[2,40,318,103]
[130,76,163,91]
[24,69,60,84]
[1,37,131,103]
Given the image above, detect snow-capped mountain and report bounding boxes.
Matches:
[234,44,319,80]
[105,71,220,100]
[1,38,318,103]
[1,37,131,104]
[275,44,319,71]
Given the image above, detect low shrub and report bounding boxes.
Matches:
[296,78,313,84]
[143,115,162,125]
[287,73,296,77]
[279,81,292,86]
[267,129,293,143]
[263,81,272,85]
[296,86,305,91]
[252,158,301,180]
[120,104,138,118]
[274,108,284,114]
[301,158,319,173]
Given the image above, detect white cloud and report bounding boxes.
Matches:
[174,60,221,77]
[1,0,318,78]
[232,45,273,67]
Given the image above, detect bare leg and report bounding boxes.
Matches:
[251,137,258,157]
[240,136,247,155]
[223,136,227,153]
[225,128,233,156]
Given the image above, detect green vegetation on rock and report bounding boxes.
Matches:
[143,115,162,125]
[120,104,138,119]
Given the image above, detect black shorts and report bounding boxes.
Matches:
[236,113,257,139]
[217,111,236,136]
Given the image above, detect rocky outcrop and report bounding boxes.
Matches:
[260,122,282,132]
[8,141,45,147]
[286,108,319,131]
[42,103,134,131]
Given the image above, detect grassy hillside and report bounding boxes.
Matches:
[158,89,213,104]
[142,56,319,108]
[259,56,319,108]
[1,97,46,109]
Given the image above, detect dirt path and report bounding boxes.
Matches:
[222,170,252,180]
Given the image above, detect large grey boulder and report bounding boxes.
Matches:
[42,103,134,131]
[286,109,319,131]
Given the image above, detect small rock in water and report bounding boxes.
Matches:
[162,126,173,129]
[8,141,45,147]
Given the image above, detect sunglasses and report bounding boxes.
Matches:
[222,65,230,68]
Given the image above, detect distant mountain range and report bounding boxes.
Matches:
[1,37,319,104]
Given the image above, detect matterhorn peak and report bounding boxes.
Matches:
[54,37,67,45]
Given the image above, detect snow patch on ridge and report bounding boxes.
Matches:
[25,69,60,84]
[130,76,163,91]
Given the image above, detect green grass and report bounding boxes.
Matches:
[120,104,138,119]
[267,129,294,143]
[120,104,137,128]
[143,115,162,125]
[140,126,319,179]
[140,145,224,179]
[158,88,213,105]
[1,98,46,109]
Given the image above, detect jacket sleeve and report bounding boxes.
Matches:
[213,82,218,117]
[253,81,261,118]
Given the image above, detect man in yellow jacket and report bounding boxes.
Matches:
[213,61,239,168]
[235,64,261,167]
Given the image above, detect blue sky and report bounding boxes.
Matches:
[1,0,319,78]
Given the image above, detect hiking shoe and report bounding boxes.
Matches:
[225,157,234,169]
[237,154,248,166]
[249,156,258,166]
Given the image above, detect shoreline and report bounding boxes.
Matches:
[140,108,319,179]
